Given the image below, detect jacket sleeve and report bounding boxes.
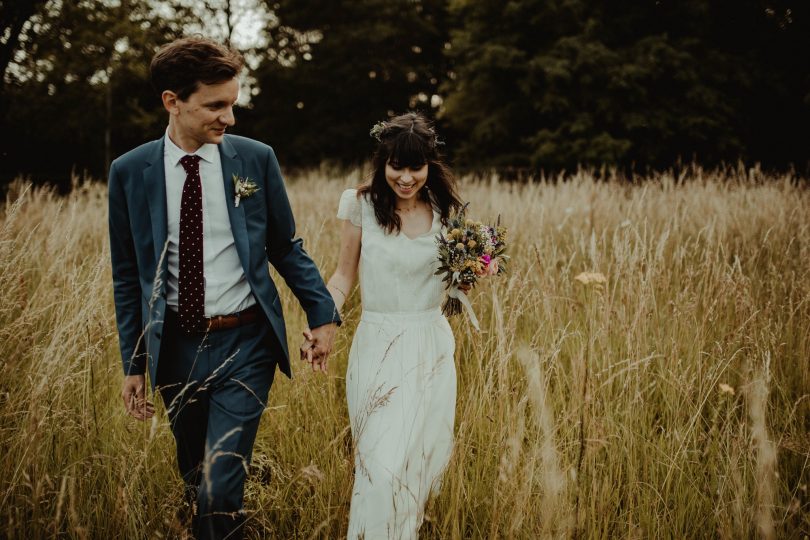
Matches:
[108,161,146,375]
[262,147,341,329]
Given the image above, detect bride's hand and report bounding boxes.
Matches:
[307,324,336,373]
[300,329,315,365]
[300,326,335,373]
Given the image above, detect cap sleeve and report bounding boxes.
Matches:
[337,188,362,227]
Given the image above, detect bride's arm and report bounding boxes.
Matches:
[326,220,361,313]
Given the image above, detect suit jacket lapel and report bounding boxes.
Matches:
[142,139,168,271]
[219,136,251,273]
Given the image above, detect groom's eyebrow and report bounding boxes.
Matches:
[203,99,231,108]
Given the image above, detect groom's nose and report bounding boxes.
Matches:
[220,106,236,126]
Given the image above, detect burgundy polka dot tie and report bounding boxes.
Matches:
[178,154,204,332]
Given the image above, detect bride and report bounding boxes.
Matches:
[319,112,463,538]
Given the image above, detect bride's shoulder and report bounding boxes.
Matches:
[337,188,364,226]
[338,188,368,208]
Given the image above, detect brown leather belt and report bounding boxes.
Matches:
[201,304,262,332]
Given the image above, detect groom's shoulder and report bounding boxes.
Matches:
[111,139,163,171]
[223,134,275,157]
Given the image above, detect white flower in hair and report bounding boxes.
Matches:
[369,121,387,141]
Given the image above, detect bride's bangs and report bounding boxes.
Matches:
[387,132,430,169]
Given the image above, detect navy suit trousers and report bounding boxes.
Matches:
[156,308,276,540]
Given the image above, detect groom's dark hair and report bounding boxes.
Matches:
[150,36,244,101]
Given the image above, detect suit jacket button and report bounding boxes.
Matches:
[155,332,161,339]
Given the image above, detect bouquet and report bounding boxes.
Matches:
[435,204,508,328]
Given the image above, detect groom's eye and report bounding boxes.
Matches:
[204,100,230,111]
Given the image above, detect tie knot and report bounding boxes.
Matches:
[180,154,201,173]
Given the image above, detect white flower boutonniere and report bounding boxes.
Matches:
[232,174,259,207]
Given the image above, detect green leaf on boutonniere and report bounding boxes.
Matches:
[232,174,260,207]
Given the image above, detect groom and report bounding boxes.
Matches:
[108,36,339,539]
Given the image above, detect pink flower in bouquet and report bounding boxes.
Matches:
[487,258,500,276]
[476,254,499,277]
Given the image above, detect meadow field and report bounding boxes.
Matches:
[0,168,808,539]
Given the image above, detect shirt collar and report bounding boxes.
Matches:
[164,128,219,166]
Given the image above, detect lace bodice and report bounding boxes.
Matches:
[337,188,445,313]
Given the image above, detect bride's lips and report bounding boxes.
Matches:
[397,182,416,193]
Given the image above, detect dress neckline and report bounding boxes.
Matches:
[399,208,439,241]
[358,192,440,240]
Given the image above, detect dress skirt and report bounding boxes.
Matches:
[345,307,457,539]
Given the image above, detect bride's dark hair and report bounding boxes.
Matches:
[358,112,462,233]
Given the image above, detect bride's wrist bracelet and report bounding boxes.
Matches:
[328,284,348,300]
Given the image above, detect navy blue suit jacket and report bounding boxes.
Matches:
[108,134,339,387]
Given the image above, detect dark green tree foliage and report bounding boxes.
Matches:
[243,0,449,166]
[442,0,810,171]
[0,0,48,83]
[0,0,183,184]
[1,0,809,183]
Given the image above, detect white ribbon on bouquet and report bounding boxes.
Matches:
[447,287,480,331]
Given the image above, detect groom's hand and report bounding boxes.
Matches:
[300,323,337,373]
[121,374,155,421]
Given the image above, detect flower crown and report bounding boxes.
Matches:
[369,120,444,147]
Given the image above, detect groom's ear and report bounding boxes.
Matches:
[161,90,181,115]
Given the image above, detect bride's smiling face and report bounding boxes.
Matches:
[385,160,428,201]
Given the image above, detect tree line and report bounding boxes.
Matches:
[1,0,808,187]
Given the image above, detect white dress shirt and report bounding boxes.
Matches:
[163,130,255,316]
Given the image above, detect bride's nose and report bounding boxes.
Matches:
[401,170,413,181]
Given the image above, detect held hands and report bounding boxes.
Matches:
[121,374,155,421]
[300,323,337,373]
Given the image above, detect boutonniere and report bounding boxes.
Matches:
[232,174,259,207]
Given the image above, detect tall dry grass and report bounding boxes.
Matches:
[1,168,808,538]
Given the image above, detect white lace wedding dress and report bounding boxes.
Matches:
[337,188,457,539]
